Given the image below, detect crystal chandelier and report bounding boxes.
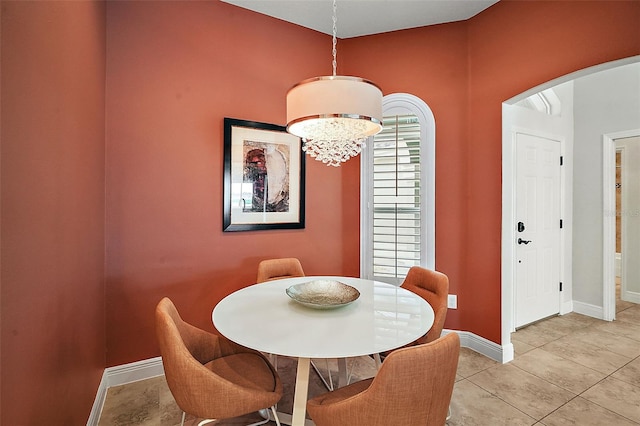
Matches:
[286,0,383,167]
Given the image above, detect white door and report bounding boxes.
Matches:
[515,132,561,327]
[615,136,640,303]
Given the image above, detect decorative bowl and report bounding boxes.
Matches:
[286,280,360,309]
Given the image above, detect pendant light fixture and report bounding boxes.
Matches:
[286,0,383,167]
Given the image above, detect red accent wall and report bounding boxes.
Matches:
[105,0,640,364]
[344,0,640,342]
[341,21,470,333]
[1,0,639,422]
[0,1,106,424]
[464,0,640,343]
[104,1,358,366]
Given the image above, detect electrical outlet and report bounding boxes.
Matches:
[447,294,457,309]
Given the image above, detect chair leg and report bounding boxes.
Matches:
[325,359,334,390]
[270,406,282,426]
[311,359,334,391]
[345,358,354,385]
[196,419,216,426]
[181,412,186,426]
[249,406,281,426]
[373,353,382,370]
[446,405,452,422]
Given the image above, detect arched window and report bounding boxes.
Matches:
[360,93,435,285]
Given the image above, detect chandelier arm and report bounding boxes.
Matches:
[332,0,337,76]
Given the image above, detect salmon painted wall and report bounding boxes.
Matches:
[345,0,640,343]
[106,1,640,366]
[465,0,639,343]
[341,22,470,333]
[105,1,356,365]
[0,1,106,424]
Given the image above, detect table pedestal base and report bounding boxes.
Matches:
[291,357,311,426]
[275,412,315,426]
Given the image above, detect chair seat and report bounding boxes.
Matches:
[205,353,279,393]
[308,378,372,406]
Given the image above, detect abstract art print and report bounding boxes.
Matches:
[223,118,305,231]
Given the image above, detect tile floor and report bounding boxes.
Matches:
[98,294,639,426]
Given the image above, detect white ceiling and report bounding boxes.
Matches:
[221,0,500,39]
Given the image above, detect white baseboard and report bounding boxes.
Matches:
[105,356,164,387]
[573,301,604,320]
[442,329,508,363]
[622,290,640,304]
[86,357,164,426]
[86,372,108,426]
[560,300,574,315]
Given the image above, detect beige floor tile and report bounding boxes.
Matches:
[512,338,536,357]
[99,376,164,426]
[468,364,574,420]
[617,305,640,324]
[540,396,638,426]
[557,312,604,327]
[618,299,637,313]
[455,347,499,378]
[541,335,631,375]
[539,313,598,335]
[572,326,640,359]
[593,318,640,342]
[581,376,640,423]
[511,321,566,348]
[512,348,606,394]
[447,379,536,426]
[612,357,640,387]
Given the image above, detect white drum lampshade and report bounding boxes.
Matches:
[286,76,383,166]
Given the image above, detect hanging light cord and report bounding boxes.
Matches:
[332,0,337,76]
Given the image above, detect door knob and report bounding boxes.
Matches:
[518,238,531,245]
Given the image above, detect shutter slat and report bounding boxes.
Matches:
[371,114,423,280]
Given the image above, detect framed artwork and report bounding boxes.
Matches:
[223,118,305,231]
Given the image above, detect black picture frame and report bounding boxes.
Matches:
[223,118,305,232]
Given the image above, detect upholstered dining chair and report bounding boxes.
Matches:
[401,266,449,346]
[256,257,305,283]
[155,297,282,426]
[306,333,460,426]
[374,266,449,367]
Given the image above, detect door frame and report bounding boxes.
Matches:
[502,97,570,364]
[501,56,640,364]
[602,128,640,321]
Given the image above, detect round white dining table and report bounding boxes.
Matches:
[212,276,434,426]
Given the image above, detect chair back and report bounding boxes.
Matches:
[155,297,282,419]
[401,266,449,344]
[256,257,305,282]
[155,297,223,415]
[307,333,460,426]
[372,333,459,425]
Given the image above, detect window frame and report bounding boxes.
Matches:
[360,93,436,284]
